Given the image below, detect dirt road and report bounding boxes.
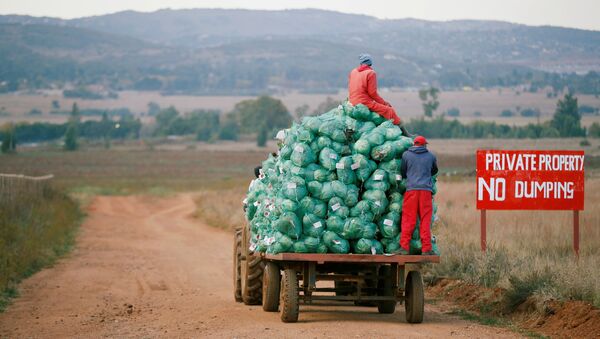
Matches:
[0,195,521,338]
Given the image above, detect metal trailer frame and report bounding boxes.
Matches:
[233,227,440,323]
[261,253,439,323]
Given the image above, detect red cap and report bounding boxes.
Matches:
[414,136,428,146]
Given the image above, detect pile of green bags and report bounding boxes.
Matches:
[244,101,439,255]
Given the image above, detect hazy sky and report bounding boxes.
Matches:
[1,0,599,31]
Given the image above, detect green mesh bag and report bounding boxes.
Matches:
[299,196,327,219]
[370,141,395,162]
[328,197,349,219]
[341,217,363,240]
[304,236,322,252]
[302,116,321,134]
[344,184,359,207]
[384,126,403,141]
[302,163,321,182]
[353,238,384,254]
[388,192,404,214]
[378,211,401,238]
[316,136,332,150]
[409,239,422,255]
[302,213,325,238]
[319,147,340,170]
[273,212,302,239]
[381,234,400,253]
[365,169,390,191]
[323,231,350,254]
[362,189,389,216]
[379,159,402,186]
[364,130,385,147]
[370,112,386,125]
[353,139,371,156]
[350,200,371,217]
[357,121,376,138]
[277,197,299,213]
[293,240,309,253]
[336,156,356,185]
[331,180,348,198]
[266,232,294,254]
[291,142,316,167]
[318,119,347,143]
[281,176,307,201]
[349,103,372,121]
[326,216,345,234]
[331,142,351,156]
[360,222,377,239]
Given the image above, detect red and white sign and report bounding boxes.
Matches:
[476,150,585,210]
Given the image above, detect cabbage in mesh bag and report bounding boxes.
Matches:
[326,216,345,234]
[299,196,327,219]
[319,147,340,170]
[281,176,307,201]
[273,212,302,239]
[370,141,396,162]
[336,156,356,184]
[362,189,389,216]
[365,169,390,191]
[328,197,349,219]
[353,238,384,254]
[323,231,350,254]
[302,213,325,238]
[291,142,316,167]
[378,211,401,238]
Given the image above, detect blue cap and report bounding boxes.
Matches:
[358,53,372,66]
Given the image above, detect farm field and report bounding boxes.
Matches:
[2,89,600,126]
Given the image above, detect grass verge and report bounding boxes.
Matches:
[0,185,82,312]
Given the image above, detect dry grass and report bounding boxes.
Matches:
[0,184,81,311]
[194,186,247,231]
[430,177,600,308]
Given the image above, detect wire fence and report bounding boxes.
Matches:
[0,173,55,204]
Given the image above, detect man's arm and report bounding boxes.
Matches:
[400,155,408,179]
[366,71,389,106]
[431,156,438,176]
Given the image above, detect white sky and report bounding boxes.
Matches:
[0,0,599,31]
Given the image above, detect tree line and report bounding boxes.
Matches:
[1,93,596,154]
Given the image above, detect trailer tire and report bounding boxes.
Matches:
[280,268,299,323]
[242,226,264,305]
[233,228,243,302]
[377,265,397,314]
[262,262,281,312]
[405,270,424,323]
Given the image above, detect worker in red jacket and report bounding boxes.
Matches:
[348,53,410,135]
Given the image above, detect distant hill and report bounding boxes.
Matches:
[1,9,599,94]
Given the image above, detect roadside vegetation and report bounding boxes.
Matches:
[0,182,81,311]
[428,178,600,311]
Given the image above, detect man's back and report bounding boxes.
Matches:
[401,146,438,192]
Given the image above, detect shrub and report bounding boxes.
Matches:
[500,110,514,117]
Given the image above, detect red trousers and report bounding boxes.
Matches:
[400,190,433,252]
[365,101,400,125]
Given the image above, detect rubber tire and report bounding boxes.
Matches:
[405,270,424,323]
[262,262,281,312]
[377,265,397,314]
[233,228,243,302]
[280,268,299,323]
[242,226,264,305]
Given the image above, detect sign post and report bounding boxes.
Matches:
[476,150,585,256]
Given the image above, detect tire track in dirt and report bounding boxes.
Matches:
[0,194,522,338]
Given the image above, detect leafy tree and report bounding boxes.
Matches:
[500,109,514,117]
[257,125,268,147]
[589,122,600,138]
[219,119,239,141]
[418,87,440,118]
[51,100,60,110]
[64,103,80,151]
[147,102,161,116]
[154,106,179,136]
[550,93,584,137]
[192,110,220,141]
[230,96,291,134]
[101,111,112,148]
[1,124,16,154]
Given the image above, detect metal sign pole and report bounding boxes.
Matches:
[574,210,580,259]
[481,209,487,252]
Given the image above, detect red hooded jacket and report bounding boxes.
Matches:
[348,65,401,125]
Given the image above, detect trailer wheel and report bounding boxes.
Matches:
[233,228,243,302]
[262,262,281,312]
[280,268,299,323]
[405,270,424,323]
[241,226,264,305]
[377,265,397,314]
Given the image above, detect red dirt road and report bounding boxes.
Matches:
[0,195,521,338]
